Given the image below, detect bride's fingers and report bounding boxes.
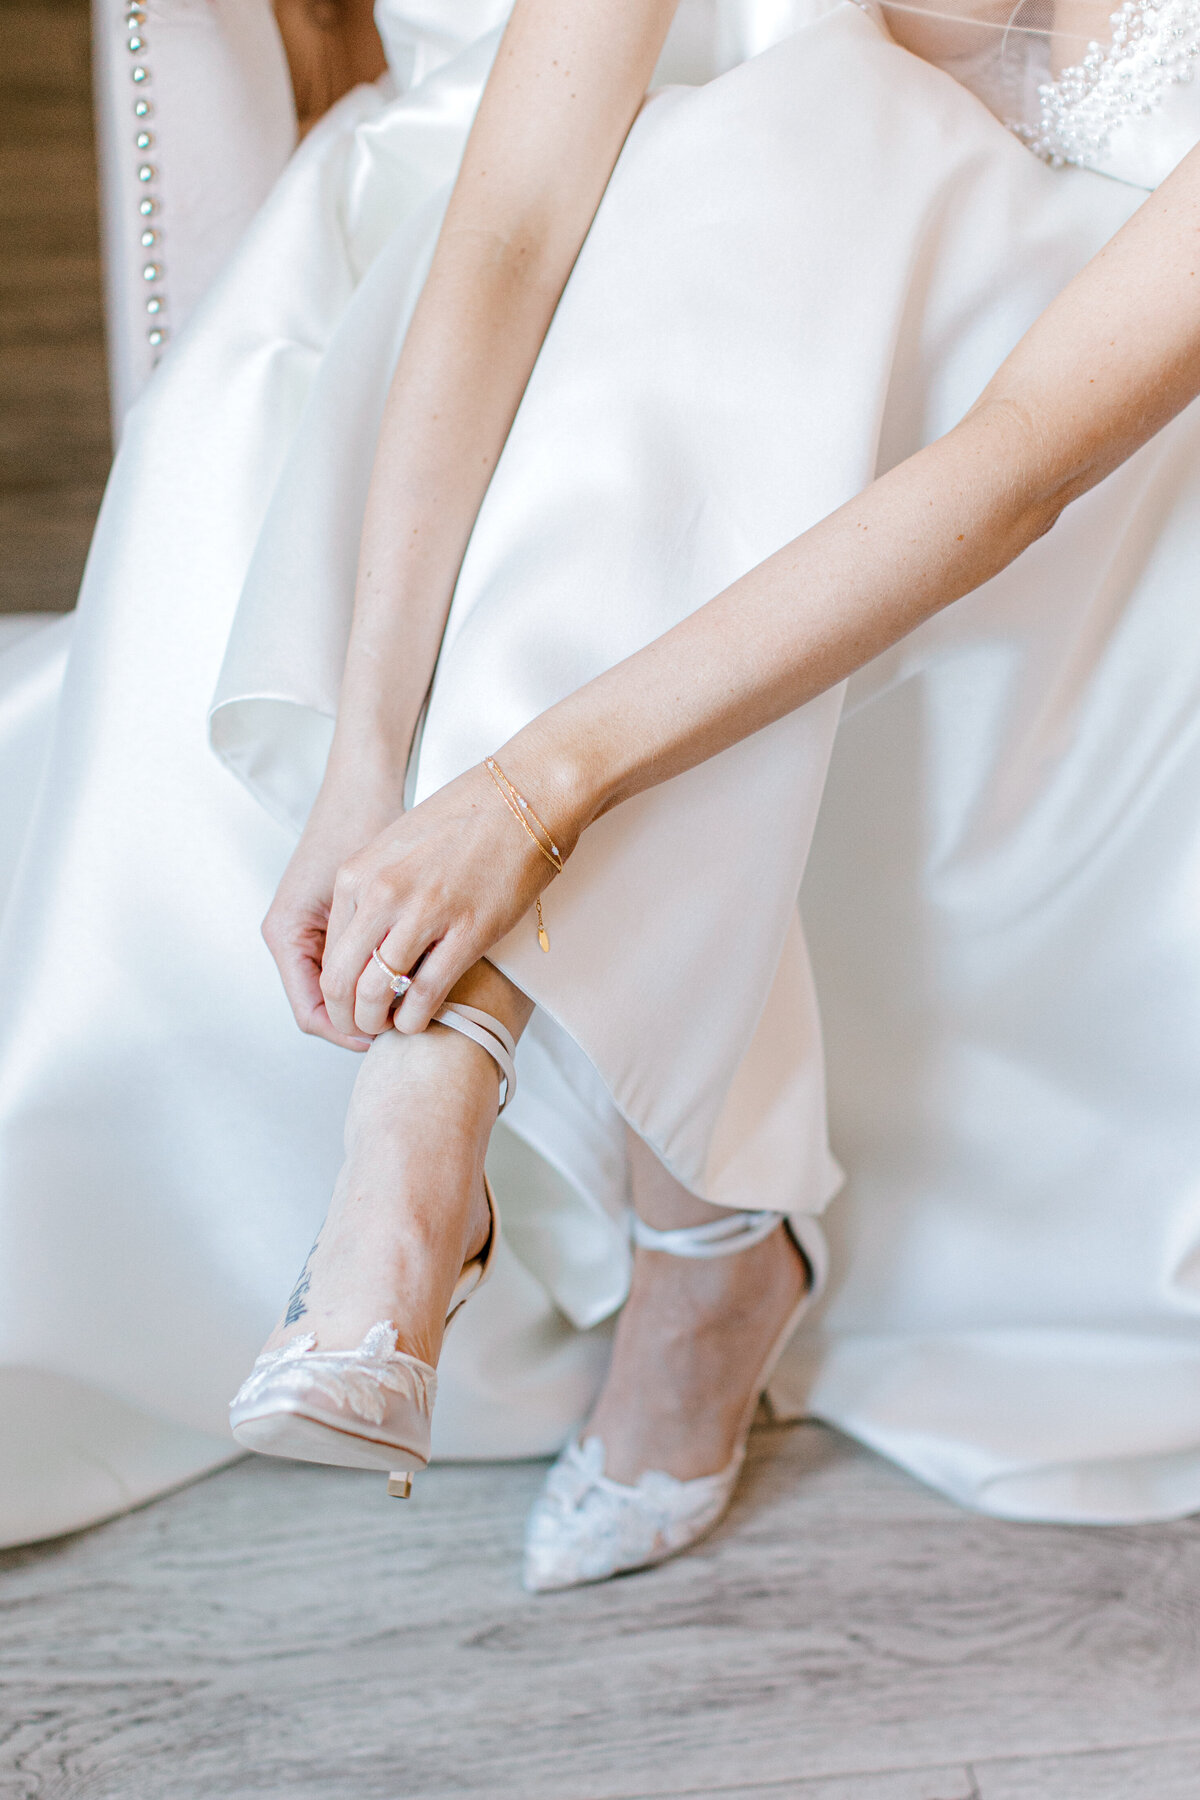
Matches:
[353,951,405,1036]
[351,920,442,1034]
[307,997,374,1052]
[353,915,437,1035]
[264,914,371,1051]
[392,929,475,1035]
[321,859,396,1033]
[323,873,358,965]
[323,898,418,1035]
[320,897,375,1036]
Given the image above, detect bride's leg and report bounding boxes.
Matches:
[584,1129,809,1483]
[261,960,532,1365]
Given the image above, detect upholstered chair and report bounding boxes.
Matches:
[91,0,298,431]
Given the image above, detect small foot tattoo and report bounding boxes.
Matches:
[284,1230,320,1327]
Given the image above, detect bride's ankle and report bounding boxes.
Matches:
[629,1224,805,1324]
[262,1026,498,1357]
[343,1020,499,1154]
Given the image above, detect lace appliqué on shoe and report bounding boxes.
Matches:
[231,1321,436,1428]
[1017,0,1200,166]
[523,1436,738,1590]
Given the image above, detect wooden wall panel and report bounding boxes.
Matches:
[0,0,110,615]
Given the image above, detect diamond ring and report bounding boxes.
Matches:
[372,944,412,997]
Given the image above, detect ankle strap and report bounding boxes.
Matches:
[432,1002,517,1113]
[630,1208,784,1258]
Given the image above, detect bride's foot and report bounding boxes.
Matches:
[261,1021,499,1368]
[230,968,530,1483]
[584,1217,808,1484]
[523,1133,820,1591]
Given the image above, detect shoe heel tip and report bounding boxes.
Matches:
[387,1471,413,1499]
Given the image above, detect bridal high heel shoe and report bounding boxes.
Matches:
[228,1001,517,1499]
[522,1207,828,1592]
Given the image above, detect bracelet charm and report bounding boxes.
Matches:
[484,757,565,952]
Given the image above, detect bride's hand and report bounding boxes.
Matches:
[318,763,565,1040]
[261,773,410,1051]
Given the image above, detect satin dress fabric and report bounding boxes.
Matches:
[2,0,1199,1545]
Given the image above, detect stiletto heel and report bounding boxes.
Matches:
[228,1001,518,1493]
[522,1207,828,1592]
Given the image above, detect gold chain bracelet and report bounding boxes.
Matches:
[484,756,564,953]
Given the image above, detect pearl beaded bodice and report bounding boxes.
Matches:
[876,0,1200,182]
[1023,0,1200,164]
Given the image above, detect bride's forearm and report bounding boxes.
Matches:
[503,400,1060,834]
[501,145,1200,845]
[325,0,679,784]
[325,233,571,778]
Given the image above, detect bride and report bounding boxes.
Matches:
[3,0,1200,1582]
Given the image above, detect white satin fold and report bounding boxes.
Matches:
[0,616,69,906]
[3,0,1199,1545]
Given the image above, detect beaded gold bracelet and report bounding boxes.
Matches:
[484,756,564,952]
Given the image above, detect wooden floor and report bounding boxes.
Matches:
[3,1421,1198,1799]
[0,0,111,616]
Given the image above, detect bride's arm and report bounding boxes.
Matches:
[519,141,1200,821]
[326,0,680,789]
[264,0,679,1046]
[318,139,1200,1035]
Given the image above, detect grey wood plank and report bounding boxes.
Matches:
[974,1740,1200,1800]
[2,1424,1199,1800]
[626,1770,977,1799]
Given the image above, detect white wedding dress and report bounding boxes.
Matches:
[4,0,1200,1547]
